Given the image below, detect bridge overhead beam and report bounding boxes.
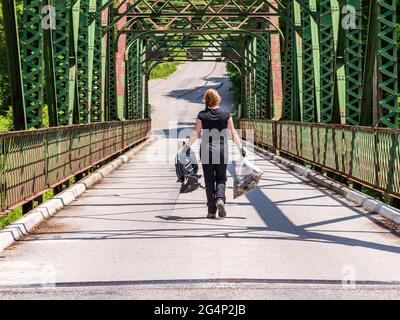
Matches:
[124,30,270,73]
[108,0,286,31]
[1,1,398,129]
[137,34,245,64]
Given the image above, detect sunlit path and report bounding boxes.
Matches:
[1,60,400,298]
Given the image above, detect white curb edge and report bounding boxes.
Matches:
[247,142,400,225]
[0,136,157,253]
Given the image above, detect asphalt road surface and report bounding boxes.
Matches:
[150,62,234,130]
[0,62,399,300]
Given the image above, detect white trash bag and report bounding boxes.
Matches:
[233,158,263,199]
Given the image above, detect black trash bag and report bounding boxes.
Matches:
[233,158,263,199]
[175,143,202,193]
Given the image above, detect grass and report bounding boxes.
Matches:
[0,114,12,132]
[0,189,55,230]
[150,62,181,80]
[0,105,49,132]
[0,208,22,229]
[0,157,100,231]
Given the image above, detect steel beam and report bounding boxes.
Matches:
[43,4,58,128]
[21,0,44,128]
[344,0,364,126]
[376,0,398,128]
[301,0,316,122]
[269,1,283,121]
[293,0,304,121]
[3,0,398,131]
[52,0,73,126]
[319,0,336,123]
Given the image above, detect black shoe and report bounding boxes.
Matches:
[216,199,226,218]
[207,205,217,219]
[207,212,216,219]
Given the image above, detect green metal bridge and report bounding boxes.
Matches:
[1,0,399,214]
[1,0,398,129]
[0,1,399,298]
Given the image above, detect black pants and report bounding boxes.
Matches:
[202,163,227,212]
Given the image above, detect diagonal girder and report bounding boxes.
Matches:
[1,0,398,130]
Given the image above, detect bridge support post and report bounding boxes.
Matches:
[375,0,398,128]
[22,202,33,215]
[293,0,304,122]
[43,0,59,127]
[115,0,128,120]
[390,197,400,210]
[269,1,283,121]
[54,185,63,195]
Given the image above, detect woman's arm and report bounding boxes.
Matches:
[227,117,243,151]
[186,119,202,147]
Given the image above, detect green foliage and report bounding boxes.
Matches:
[0,116,11,131]
[150,62,181,80]
[397,24,400,43]
[0,4,11,116]
[149,36,211,80]
[0,1,23,129]
[0,208,22,230]
[0,107,14,131]
[226,63,242,111]
[0,105,48,131]
[0,189,54,230]
[42,105,49,128]
[398,22,400,108]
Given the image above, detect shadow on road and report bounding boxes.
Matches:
[25,166,400,255]
[165,76,230,106]
[226,164,400,254]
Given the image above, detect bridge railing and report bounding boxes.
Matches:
[0,119,151,214]
[240,119,400,199]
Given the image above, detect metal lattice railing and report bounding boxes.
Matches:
[240,119,400,198]
[0,119,151,214]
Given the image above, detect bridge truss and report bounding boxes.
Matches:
[1,0,398,129]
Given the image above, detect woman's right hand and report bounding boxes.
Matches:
[182,145,191,156]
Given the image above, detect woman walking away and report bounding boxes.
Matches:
[183,89,246,219]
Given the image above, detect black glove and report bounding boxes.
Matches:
[241,147,247,157]
[182,145,191,156]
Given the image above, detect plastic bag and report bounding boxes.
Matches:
[176,145,199,181]
[233,158,263,199]
[175,145,202,193]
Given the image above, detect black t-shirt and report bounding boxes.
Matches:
[197,107,231,131]
[197,107,231,163]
